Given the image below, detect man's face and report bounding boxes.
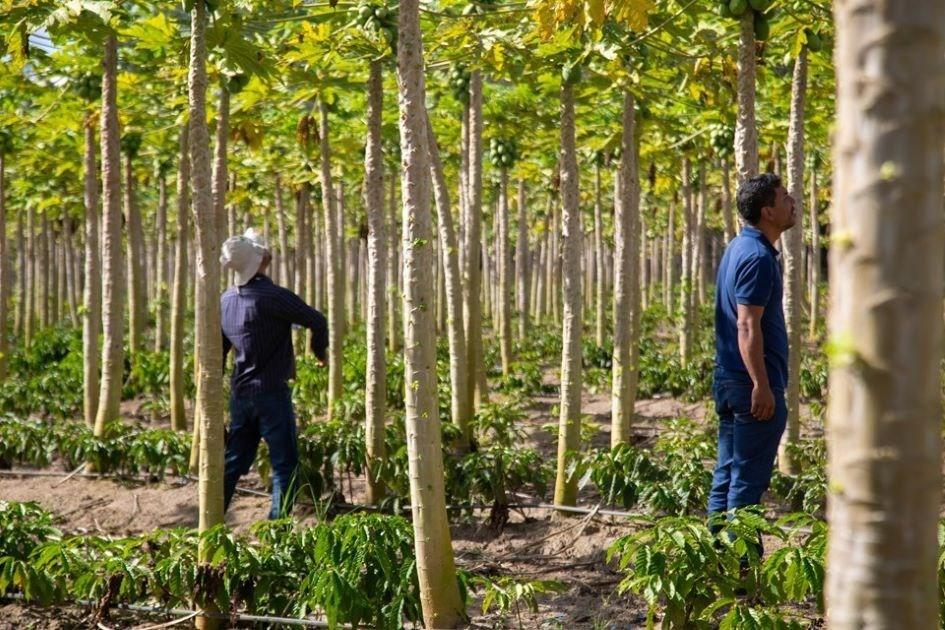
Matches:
[764,185,796,230]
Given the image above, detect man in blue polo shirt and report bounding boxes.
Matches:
[709,173,796,523]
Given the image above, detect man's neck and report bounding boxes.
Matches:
[755,222,782,247]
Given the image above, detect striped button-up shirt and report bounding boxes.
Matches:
[221,274,328,397]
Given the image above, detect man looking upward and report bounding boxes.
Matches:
[709,173,796,523]
[220,230,328,520]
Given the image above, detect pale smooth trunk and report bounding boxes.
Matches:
[94,35,125,433]
[826,3,944,626]
[170,125,190,432]
[735,13,759,182]
[553,83,583,509]
[82,113,101,428]
[397,0,464,622]
[319,101,343,416]
[778,49,807,476]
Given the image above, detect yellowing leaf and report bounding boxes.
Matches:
[586,0,605,26]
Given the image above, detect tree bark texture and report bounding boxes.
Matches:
[826,3,945,627]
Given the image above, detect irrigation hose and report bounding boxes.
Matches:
[0,592,343,628]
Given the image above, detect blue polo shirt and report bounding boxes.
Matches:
[714,226,788,390]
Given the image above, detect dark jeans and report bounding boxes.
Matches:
[708,373,787,517]
[224,388,299,520]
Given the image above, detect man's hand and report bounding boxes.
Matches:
[751,383,775,420]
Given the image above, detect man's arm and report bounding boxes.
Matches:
[274,288,329,364]
[736,304,775,420]
[222,331,232,372]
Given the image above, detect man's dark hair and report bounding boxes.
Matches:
[736,173,781,225]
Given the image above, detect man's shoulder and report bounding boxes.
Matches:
[729,236,773,264]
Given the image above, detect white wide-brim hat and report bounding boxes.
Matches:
[220,229,269,286]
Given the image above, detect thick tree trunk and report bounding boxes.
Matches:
[552,82,583,509]
[497,169,512,375]
[426,114,472,450]
[396,0,464,623]
[94,35,125,433]
[125,152,146,355]
[778,49,807,476]
[464,70,487,409]
[593,163,605,347]
[319,101,344,417]
[808,170,819,338]
[826,3,944,626]
[611,93,640,446]
[170,124,190,432]
[82,113,101,427]
[678,160,693,366]
[735,12,758,183]
[364,60,387,504]
[189,4,225,611]
[514,180,529,339]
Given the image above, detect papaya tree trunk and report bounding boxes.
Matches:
[553,82,583,509]
[735,12,759,182]
[387,168,401,352]
[721,158,735,243]
[808,169,819,338]
[94,34,125,433]
[663,200,674,312]
[497,169,512,376]
[426,114,471,450]
[464,70,487,409]
[611,93,639,447]
[275,174,290,288]
[25,206,34,346]
[154,171,169,351]
[170,124,190,432]
[125,151,146,355]
[593,162,605,347]
[189,3,225,609]
[396,0,464,623]
[0,150,7,381]
[364,59,387,504]
[319,100,344,417]
[82,112,101,428]
[826,2,944,626]
[515,179,529,339]
[693,164,706,307]
[779,48,807,476]
[678,159,693,366]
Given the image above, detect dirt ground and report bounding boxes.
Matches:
[0,389,759,628]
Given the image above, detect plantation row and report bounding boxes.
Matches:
[0,300,830,423]
[0,410,826,523]
[8,496,923,629]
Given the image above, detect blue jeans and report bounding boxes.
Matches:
[223,388,299,520]
[708,374,787,517]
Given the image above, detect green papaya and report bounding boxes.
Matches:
[804,28,822,52]
[753,11,770,40]
[728,0,748,17]
[374,7,388,19]
[358,5,373,19]
[717,2,733,18]
[748,0,770,10]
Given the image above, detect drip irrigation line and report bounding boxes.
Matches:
[0,593,343,628]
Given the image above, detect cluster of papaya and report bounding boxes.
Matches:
[716,0,772,41]
[448,65,471,102]
[561,61,583,86]
[488,137,518,169]
[461,0,498,16]
[74,72,101,102]
[708,123,735,159]
[355,2,397,48]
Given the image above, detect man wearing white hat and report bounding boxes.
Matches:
[219,229,328,519]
